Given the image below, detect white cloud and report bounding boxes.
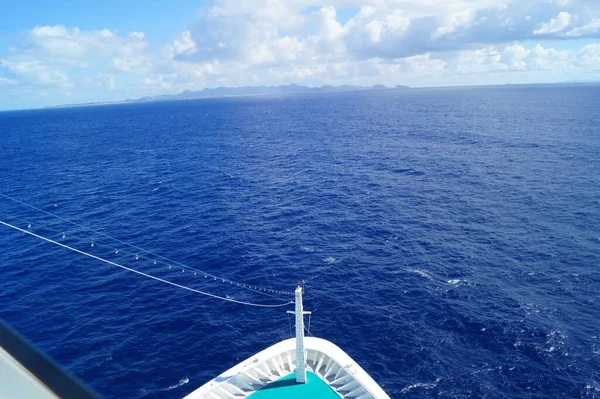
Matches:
[129,31,145,40]
[170,31,197,57]
[576,43,600,69]
[526,44,572,70]
[533,11,572,35]
[344,7,412,55]
[316,6,345,42]
[565,18,600,37]
[25,25,148,64]
[432,9,476,39]
[31,25,71,37]
[503,44,530,69]
[0,60,71,87]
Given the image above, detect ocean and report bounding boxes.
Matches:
[0,85,599,398]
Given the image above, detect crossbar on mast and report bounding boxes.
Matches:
[287,283,311,383]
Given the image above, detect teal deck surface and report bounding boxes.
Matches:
[248,371,340,399]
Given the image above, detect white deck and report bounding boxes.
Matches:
[183,337,390,399]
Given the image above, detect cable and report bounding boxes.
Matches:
[0,193,294,296]
[0,220,293,308]
[0,212,286,300]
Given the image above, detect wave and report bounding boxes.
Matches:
[408,268,432,280]
[167,377,190,390]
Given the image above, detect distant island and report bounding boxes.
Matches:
[46,84,409,109]
[30,81,600,111]
[133,84,409,103]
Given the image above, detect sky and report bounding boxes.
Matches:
[1,0,600,110]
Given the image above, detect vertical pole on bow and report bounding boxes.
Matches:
[288,283,310,384]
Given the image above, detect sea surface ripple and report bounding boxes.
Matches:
[1,86,599,398]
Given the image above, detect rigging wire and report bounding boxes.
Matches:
[0,211,286,300]
[0,220,293,308]
[0,193,294,296]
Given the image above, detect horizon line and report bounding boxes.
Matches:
[1,80,599,113]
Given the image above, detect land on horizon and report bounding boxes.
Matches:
[14,81,600,111]
[44,84,408,109]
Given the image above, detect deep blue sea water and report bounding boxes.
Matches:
[1,86,599,398]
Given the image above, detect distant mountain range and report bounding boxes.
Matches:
[42,84,409,109]
[43,81,600,110]
[132,84,409,103]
